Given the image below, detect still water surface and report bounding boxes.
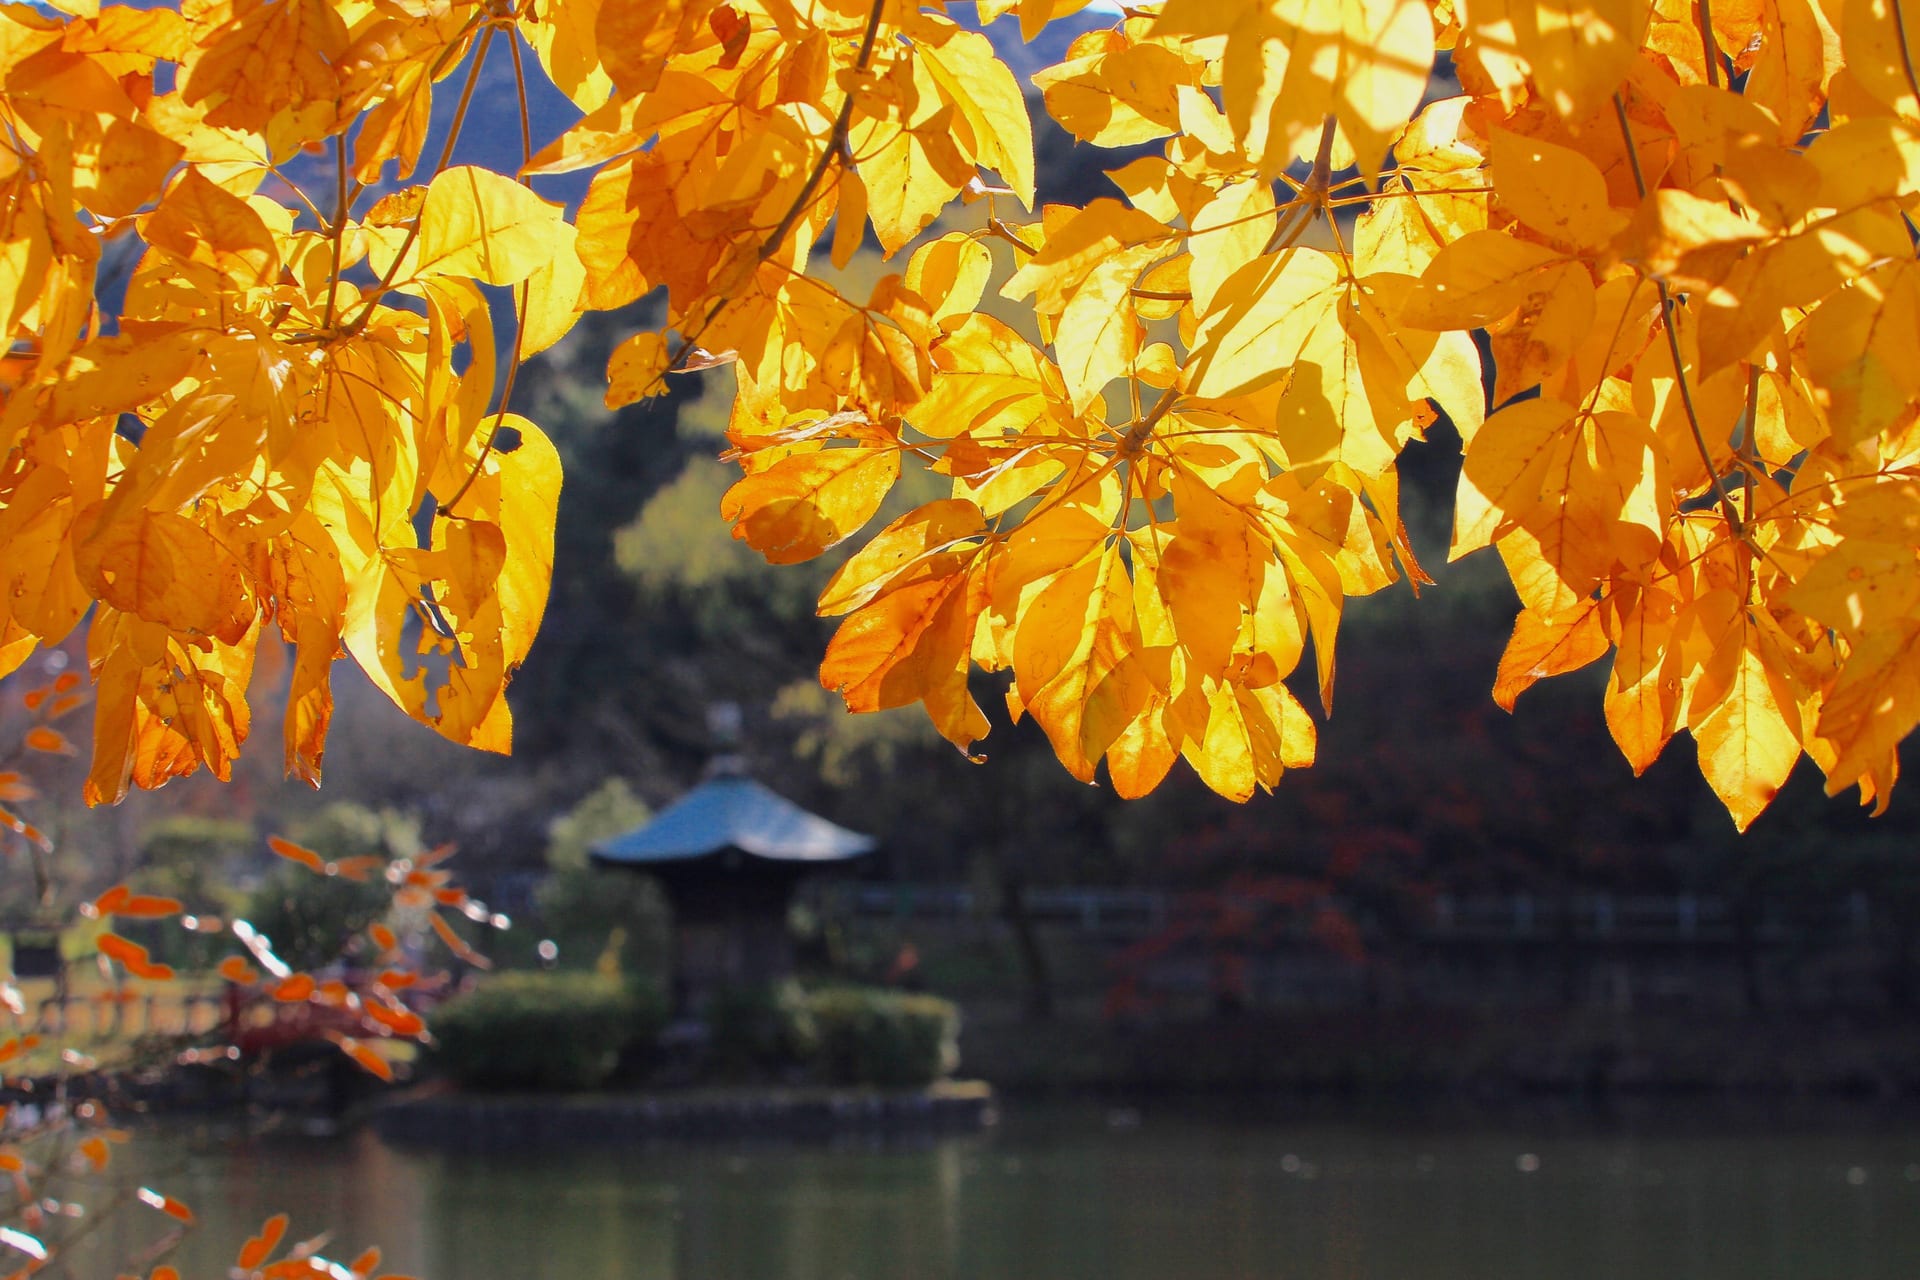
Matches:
[90,1102,1920,1279]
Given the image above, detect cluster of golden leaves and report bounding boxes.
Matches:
[3,0,1920,827]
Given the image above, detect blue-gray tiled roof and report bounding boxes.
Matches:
[589,776,875,866]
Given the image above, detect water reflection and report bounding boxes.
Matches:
[80,1103,1920,1280]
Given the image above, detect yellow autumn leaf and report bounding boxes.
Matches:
[1486,127,1624,252]
[411,166,568,286]
[74,507,255,643]
[721,445,902,565]
[604,331,674,409]
[1187,247,1344,399]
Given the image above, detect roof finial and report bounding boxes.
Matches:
[704,701,747,778]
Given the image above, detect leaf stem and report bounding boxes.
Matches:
[440,279,531,520]
[1263,115,1339,254]
[986,217,1037,256]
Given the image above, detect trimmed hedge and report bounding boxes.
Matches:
[708,981,819,1073]
[429,973,665,1091]
[808,987,960,1088]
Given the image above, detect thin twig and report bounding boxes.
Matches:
[345,25,497,333]
[663,0,889,378]
[758,0,887,263]
[1894,0,1920,109]
[440,34,539,521]
[320,135,349,334]
[1613,92,1746,539]
[1696,0,1722,88]
[1117,382,1180,457]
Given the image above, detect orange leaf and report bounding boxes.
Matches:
[0,807,50,852]
[272,974,316,1002]
[331,856,384,883]
[0,773,32,803]
[363,999,424,1037]
[79,1136,110,1170]
[369,923,398,952]
[152,1268,181,1280]
[92,887,183,920]
[0,806,50,851]
[22,727,69,755]
[267,835,328,874]
[430,912,490,969]
[120,894,185,919]
[136,1187,194,1223]
[1493,601,1610,712]
[0,1036,40,1065]
[97,934,174,981]
[218,956,260,984]
[237,1213,288,1269]
[330,1034,394,1082]
[89,885,132,917]
[52,673,79,694]
[417,842,457,868]
[348,1248,381,1276]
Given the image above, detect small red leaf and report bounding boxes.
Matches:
[23,727,72,755]
[136,1187,194,1223]
[272,974,315,1002]
[88,885,131,918]
[331,856,384,882]
[97,934,174,981]
[430,912,490,969]
[237,1213,288,1269]
[218,956,260,984]
[267,836,328,875]
[330,1034,394,1082]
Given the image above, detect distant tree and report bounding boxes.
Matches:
[535,779,670,975]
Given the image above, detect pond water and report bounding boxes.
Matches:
[74,1101,1920,1279]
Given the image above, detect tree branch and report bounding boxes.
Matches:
[758,0,887,263]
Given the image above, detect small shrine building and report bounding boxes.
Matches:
[590,761,873,1013]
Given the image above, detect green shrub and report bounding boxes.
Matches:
[807,987,960,1088]
[708,981,818,1072]
[129,816,254,971]
[532,780,670,976]
[242,803,419,972]
[429,972,666,1091]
